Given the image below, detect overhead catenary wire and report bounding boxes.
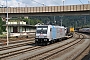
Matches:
[78,0,88,9]
[15,0,46,7]
[52,0,60,5]
[31,0,46,6]
[79,0,84,5]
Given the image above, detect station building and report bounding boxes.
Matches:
[3,21,36,37]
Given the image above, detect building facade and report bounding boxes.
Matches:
[4,21,36,37]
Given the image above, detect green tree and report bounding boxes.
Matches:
[22,18,42,25]
[0,17,6,34]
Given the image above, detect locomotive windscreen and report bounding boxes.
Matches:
[36,26,48,34]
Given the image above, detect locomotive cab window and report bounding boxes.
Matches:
[37,29,47,34]
[36,26,48,34]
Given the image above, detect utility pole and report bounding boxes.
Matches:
[54,16,56,25]
[88,0,90,4]
[18,3,20,7]
[63,0,65,12]
[42,3,44,6]
[61,0,65,26]
[61,16,62,26]
[6,0,9,46]
[84,16,86,26]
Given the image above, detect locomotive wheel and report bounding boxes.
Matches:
[45,43,47,46]
[50,40,54,44]
[43,43,47,46]
[59,39,61,42]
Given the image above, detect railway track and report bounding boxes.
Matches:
[0,37,35,45]
[0,33,89,60]
[0,38,77,60]
[72,33,90,60]
[73,43,90,60]
[0,46,42,59]
[0,35,35,41]
[0,38,34,51]
[23,34,84,60]
[52,33,90,60]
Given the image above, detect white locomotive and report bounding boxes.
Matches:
[35,25,67,45]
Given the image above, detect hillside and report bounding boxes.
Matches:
[28,15,90,28]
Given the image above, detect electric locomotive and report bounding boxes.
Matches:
[35,25,66,45]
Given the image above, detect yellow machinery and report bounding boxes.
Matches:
[70,27,74,32]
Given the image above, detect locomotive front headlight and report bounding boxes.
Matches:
[35,39,38,41]
[44,39,47,41]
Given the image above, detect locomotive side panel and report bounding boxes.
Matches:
[51,26,56,40]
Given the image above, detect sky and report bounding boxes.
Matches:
[0,0,89,7]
